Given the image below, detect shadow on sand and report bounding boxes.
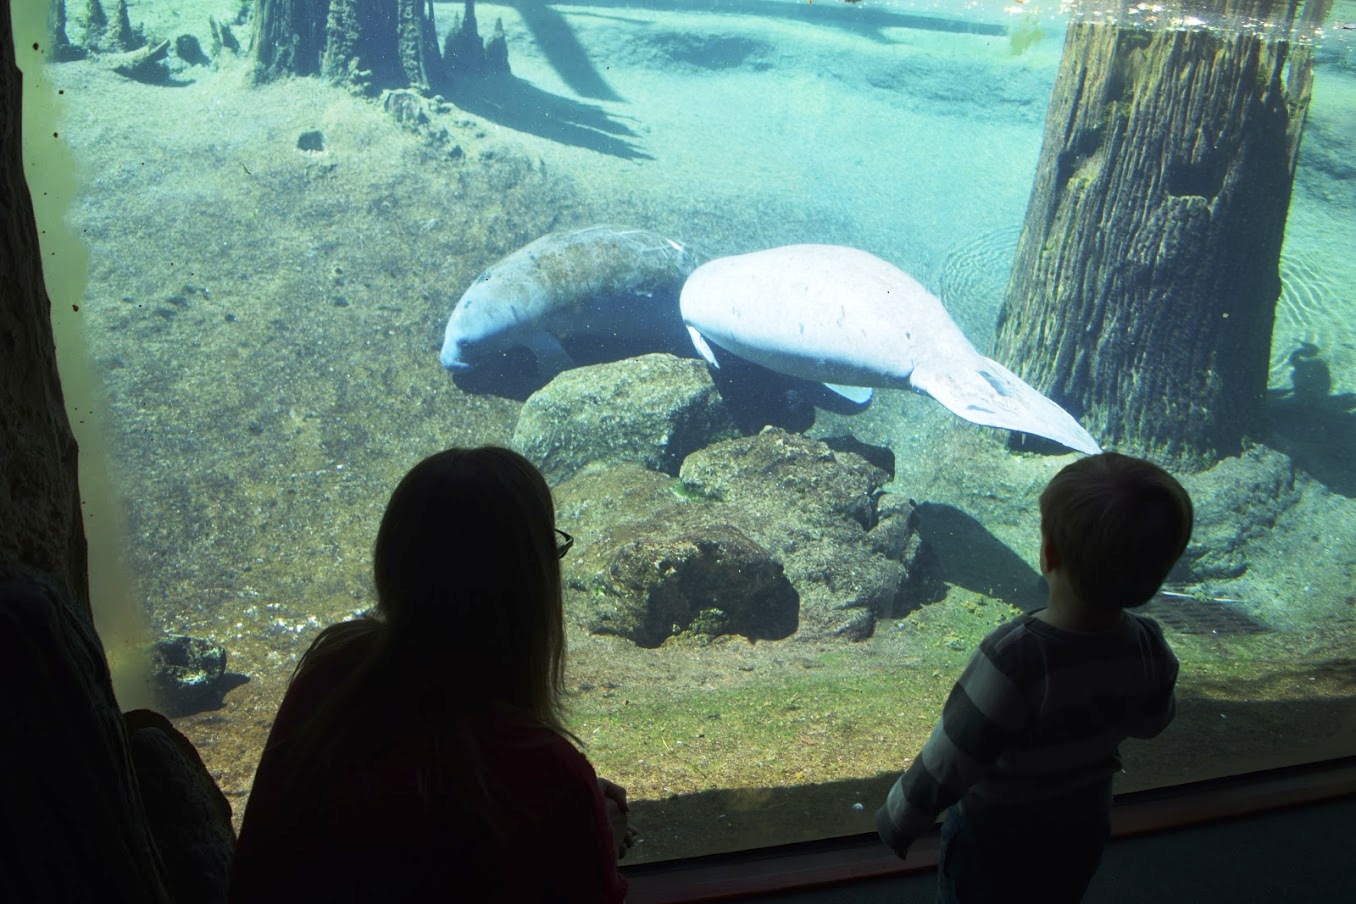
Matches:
[1268,344,1356,498]
[457,0,1005,153]
[446,74,651,159]
[915,502,1045,611]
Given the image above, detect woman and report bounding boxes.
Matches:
[230,447,632,902]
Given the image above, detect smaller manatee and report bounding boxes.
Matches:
[440,225,703,385]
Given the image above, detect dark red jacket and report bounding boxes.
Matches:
[230,641,627,903]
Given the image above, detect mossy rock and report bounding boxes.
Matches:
[585,514,797,648]
[557,430,943,645]
[513,354,738,484]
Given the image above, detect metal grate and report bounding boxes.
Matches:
[1142,593,1271,636]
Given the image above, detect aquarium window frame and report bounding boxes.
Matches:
[622,756,1356,902]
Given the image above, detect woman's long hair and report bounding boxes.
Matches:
[261,446,570,837]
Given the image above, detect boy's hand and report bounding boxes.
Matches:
[885,838,912,861]
[875,804,917,861]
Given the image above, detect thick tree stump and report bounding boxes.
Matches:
[993,1,1323,466]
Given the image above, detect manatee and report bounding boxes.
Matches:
[679,244,1102,455]
[440,225,703,383]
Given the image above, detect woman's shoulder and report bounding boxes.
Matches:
[294,618,381,676]
[471,709,599,782]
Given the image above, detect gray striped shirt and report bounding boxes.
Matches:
[878,610,1179,847]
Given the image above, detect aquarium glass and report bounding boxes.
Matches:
[16,0,1356,863]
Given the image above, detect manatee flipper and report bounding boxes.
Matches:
[823,384,874,405]
[910,353,1102,454]
[687,326,721,369]
[527,331,574,380]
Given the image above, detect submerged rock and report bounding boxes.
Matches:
[681,429,939,640]
[174,34,211,68]
[148,634,247,716]
[557,469,799,647]
[594,517,797,648]
[556,430,941,645]
[513,353,738,484]
[1177,445,1303,582]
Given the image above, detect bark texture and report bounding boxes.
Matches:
[1,1,89,615]
[253,0,330,80]
[994,1,1323,466]
[3,9,235,900]
[258,0,453,90]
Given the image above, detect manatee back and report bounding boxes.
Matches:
[681,244,974,385]
[525,226,703,334]
[442,225,702,371]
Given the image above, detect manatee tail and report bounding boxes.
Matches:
[910,353,1102,455]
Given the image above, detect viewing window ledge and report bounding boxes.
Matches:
[624,757,1356,902]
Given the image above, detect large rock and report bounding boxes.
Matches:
[513,353,738,484]
[681,429,939,640]
[556,431,941,645]
[593,515,797,647]
[125,709,236,904]
[1176,445,1303,581]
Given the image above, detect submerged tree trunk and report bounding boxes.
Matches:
[256,0,449,91]
[993,0,1325,467]
[253,0,330,80]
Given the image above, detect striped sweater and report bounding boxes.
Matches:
[877,609,1179,852]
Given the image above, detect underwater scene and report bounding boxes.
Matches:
[16,0,1356,862]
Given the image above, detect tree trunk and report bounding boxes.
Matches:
[258,0,445,90]
[320,0,359,81]
[993,0,1323,467]
[253,0,330,81]
[396,0,442,90]
[1,0,89,615]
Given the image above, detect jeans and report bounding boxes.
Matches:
[935,786,1112,904]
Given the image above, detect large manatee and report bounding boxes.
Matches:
[440,225,703,383]
[680,244,1102,455]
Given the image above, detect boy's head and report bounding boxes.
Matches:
[1039,452,1194,609]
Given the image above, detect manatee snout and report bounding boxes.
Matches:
[440,332,478,371]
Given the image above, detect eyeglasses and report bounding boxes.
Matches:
[555,528,574,559]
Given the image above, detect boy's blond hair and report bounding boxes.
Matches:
[1039,452,1193,609]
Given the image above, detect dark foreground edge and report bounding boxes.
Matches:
[624,756,1356,903]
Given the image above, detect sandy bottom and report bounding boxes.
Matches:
[16,0,1356,862]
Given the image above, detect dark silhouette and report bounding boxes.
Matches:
[1268,343,1356,498]
[878,453,1193,902]
[230,447,634,902]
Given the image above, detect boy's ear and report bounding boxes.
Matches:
[1041,535,1063,571]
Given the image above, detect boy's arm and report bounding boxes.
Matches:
[876,643,1029,858]
[1126,639,1180,739]
[1126,683,1176,738]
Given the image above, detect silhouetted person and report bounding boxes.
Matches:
[877,452,1192,903]
[230,447,633,902]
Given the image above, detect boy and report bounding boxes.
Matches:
[877,452,1192,902]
